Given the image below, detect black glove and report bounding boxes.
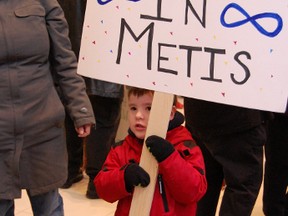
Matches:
[124,163,150,193]
[146,135,175,163]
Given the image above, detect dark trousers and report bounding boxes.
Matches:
[189,125,266,216]
[263,114,288,216]
[64,111,83,177]
[85,95,122,180]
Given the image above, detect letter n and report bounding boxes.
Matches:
[185,0,207,28]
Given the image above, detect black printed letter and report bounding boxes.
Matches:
[185,0,207,27]
[116,18,154,70]
[158,43,177,75]
[231,51,251,85]
[140,0,172,22]
[201,47,226,82]
[179,45,202,77]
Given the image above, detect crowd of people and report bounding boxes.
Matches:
[0,0,287,216]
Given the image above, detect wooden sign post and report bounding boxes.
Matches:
[129,91,174,216]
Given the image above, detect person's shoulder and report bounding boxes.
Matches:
[112,140,125,149]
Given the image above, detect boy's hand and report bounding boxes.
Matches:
[124,163,150,193]
[146,135,175,162]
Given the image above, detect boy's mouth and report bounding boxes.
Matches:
[135,123,145,129]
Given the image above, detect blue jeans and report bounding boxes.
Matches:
[0,189,64,216]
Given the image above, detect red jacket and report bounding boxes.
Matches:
[95,125,207,216]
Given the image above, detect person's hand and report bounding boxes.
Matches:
[124,163,150,193]
[75,123,92,137]
[146,135,175,162]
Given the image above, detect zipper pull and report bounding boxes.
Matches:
[158,174,163,194]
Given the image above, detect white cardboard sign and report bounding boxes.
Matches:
[78,0,288,112]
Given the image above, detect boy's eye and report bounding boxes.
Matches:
[146,106,151,111]
[130,106,136,111]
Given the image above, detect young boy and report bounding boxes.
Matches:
[94,87,207,216]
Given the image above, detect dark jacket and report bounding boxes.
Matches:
[95,112,207,216]
[184,98,271,137]
[0,0,95,199]
[58,0,124,99]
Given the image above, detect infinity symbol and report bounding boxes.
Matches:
[220,3,283,38]
[97,0,140,5]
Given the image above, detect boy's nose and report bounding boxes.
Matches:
[136,111,144,119]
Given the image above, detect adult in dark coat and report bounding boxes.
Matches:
[57,0,88,189]
[58,0,124,198]
[0,0,95,215]
[184,98,269,216]
[263,113,288,216]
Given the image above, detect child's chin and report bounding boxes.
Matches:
[137,135,145,140]
[135,133,145,140]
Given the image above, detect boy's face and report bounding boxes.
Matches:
[128,92,153,139]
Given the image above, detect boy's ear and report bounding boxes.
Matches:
[169,106,177,120]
